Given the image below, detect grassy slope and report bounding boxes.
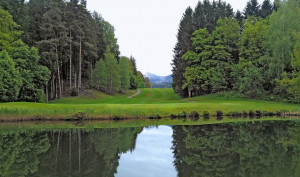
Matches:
[0,88,299,120]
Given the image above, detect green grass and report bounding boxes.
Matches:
[0,88,299,120]
[1,117,299,132]
[51,88,183,104]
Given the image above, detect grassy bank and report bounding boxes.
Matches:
[0,88,299,121]
[1,117,299,132]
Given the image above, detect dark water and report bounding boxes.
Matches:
[0,120,300,177]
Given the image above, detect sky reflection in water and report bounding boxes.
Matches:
[116,126,176,177]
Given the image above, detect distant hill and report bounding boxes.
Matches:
[144,73,172,88]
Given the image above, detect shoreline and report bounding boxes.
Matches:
[1,110,299,122]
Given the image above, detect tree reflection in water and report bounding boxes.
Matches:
[0,127,142,177]
[0,120,299,177]
[172,121,300,177]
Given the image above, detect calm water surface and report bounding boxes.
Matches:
[0,120,300,177]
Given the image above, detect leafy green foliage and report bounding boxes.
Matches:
[9,40,50,102]
[265,0,300,79]
[278,31,300,102]
[0,7,21,51]
[239,17,267,63]
[0,131,50,177]
[144,77,151,88]
[0,7,50,102]
[172,0,233,97]
[0,51,21,102]
[119,57,131,90]
[91,59,107,91]
[182,18,240,96]
[172,0,300,103]
[106,51,120,93]
[136,71,145,89]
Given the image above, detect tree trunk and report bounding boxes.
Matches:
[78,129,81,175]
[56,46,62,98]
[46,84,48,103]
[51,78,53,99]
[55,78,58,99]
[69,30,72,92]
[188,88,192,98]
[78,38,82,90]
[55,131,61,173]
[69,130,72,172]
[75,73,77,89]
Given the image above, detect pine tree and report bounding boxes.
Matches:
[235,10,244,25]
[244,0,261,18]
[36,1,68,99]
[260,0,273,18]
[172,7,193,97]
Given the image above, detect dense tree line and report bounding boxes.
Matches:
[90,53,147,93]
[0,0,146,102]
[172,0,300,103]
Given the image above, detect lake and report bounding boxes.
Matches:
[0,119,299,177]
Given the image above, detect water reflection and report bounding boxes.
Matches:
[116,126,176,177]
[172,121,300,177]
[0,120,299,177]
[0,127,142,177]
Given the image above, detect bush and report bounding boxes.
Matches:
[203,111,210,119]
[255,110,262,116]
[249,110,255,117]
[178,111,187,118]
[216,110,223,116]
[149,113,161,119]
[70,87,79,96]
[188,111,199,118]
[188,111,199,121]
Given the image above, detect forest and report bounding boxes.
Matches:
[0,0,150,103]
[172,0,300,103]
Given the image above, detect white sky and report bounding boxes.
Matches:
[87,0,268,76]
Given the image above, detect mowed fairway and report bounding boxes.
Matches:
[0,88,299,120]
[51,88,183,104]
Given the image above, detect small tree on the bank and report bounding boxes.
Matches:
[145,77,151,88]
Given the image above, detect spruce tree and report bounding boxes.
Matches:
[244,0,261,18]
[172,7,193,97]
[260,0,273,18]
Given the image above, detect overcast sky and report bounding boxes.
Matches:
[87,0,268,76]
